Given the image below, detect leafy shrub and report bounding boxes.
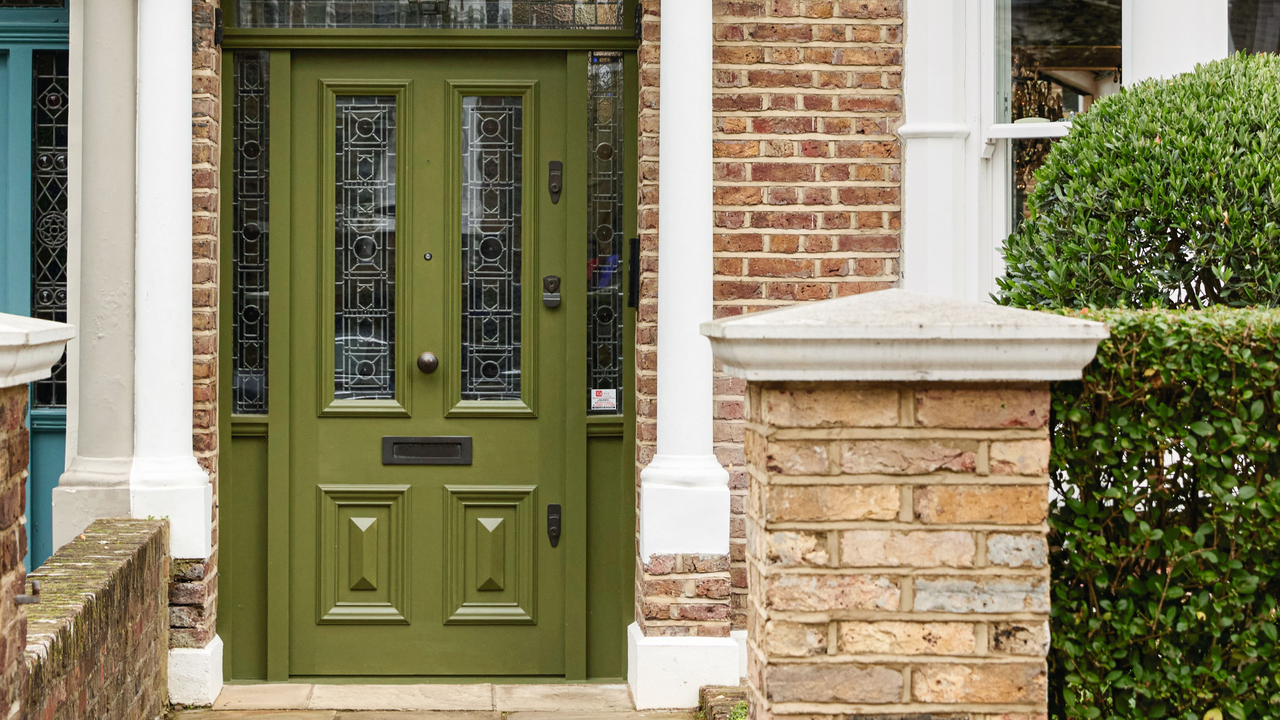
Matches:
[1049,307,1280,719]
[998,54,1280,310]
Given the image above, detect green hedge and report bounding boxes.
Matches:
[1050,307,1280,719]
[998,53,1280,310]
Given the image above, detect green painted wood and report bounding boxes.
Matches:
[617,49,640,678]
[222,28,639,51]
[226,433,270,679]
[585,435,624,679]
[266,48,294,683]
[287,50,569,676]
[217,49,237,679]
[563,49,589,681]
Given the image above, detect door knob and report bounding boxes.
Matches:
[417,352,439,374]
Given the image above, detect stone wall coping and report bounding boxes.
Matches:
[0,312,74,388]
[701,289,1108,382]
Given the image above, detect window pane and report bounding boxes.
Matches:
[998,0,1121,225]
[587,52,624,414]
[1230,0,1280,54]
[31,50,69,409]
[335,96,398,402]
[235,0,623,29]
[461,96,522,402]
[233,51,271,415]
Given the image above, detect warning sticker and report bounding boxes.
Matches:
[590,389,618,411]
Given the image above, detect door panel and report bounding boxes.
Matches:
[289,51,568,676]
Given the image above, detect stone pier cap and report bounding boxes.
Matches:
[701,288,1108,382]
[0,313,75,388]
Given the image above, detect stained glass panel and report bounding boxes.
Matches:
[233,52,271,415]
[461,96,522,402]
[235,0,622,28]
[335,96,398,402]
[31,50,69,409]
[587,52,624,414]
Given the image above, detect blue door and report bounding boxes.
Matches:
[0,3,68,569]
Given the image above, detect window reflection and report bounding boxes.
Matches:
[1230,0,1280,54]
[1000,0,1122,225]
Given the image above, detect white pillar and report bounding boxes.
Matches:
[899,0,976,301]
[1123,0,1229,84]
[629,0,738,709]
[132,0,212,561]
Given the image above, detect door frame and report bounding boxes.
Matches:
[218,31,639,682]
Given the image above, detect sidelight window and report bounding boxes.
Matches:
[586,52,624,414]
[232,51,271,415]
[30,50,69,409]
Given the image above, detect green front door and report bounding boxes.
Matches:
[289,51,569,676]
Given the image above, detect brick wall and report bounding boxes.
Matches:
[744,382,1050,719]
[0,385,29,720]
[634,0,905,637]
[182,0,221,649]
[24,519,170,720]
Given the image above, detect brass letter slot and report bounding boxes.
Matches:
[382,436,474,466]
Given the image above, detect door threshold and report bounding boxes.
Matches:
[210,682,648,713]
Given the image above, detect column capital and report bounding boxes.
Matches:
[702,289,1108,382]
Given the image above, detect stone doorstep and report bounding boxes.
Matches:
[175,713,693,720]
[698,685,748,720]
[212,683,637,713]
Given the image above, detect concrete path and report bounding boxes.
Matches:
[170,684,693,720]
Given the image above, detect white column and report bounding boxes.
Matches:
[629,0,738,709]
[899,0,974,301]
[132,0,212,561]
[1123,0,1229,84]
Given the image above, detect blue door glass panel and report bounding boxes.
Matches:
[0,5,68,570]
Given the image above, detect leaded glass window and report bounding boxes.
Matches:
[233,52,271,415]
[335,95,398,402]
[31,50,69,409]
[461,96,522,402]
[235,0,623,29]
[587,52,624,414]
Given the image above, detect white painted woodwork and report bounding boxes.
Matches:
[1124,0,1229,85]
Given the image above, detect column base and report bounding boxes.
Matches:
[627,623,739,709]
[169,635,223,707]
[51,482,130,552]
[731,628,748,679]
[639,456,730,558]
[132,474,212,559]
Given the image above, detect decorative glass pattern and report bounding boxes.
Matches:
[461,96,522,402]
[587,52,624,413]
[235,0,623,28]
[31,50,69,409]
[233,52,271,415]
[335,96,398,401]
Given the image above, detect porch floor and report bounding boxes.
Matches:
[171,684,693,719]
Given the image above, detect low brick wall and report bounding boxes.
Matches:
[24,519,170,720]
[745,382,1050,719]
[1,384,30,720]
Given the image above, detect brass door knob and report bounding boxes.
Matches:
[417,352,440,374]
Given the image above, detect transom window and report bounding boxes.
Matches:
[234,0,624,29]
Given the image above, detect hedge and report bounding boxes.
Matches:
[998,53,1280,310]
[1050,307,1280,719]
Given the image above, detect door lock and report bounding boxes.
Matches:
[548,161,563,204]
[547,504,562,548]
[542,275,562,308]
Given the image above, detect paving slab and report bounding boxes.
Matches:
[336,713,500,720]
[174,707,340,712]
[504,707,696,712]
[308,684,495,711]
[494,684,633,712]
[214,685,315,710]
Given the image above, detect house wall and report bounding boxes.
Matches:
[0,384,29,720]
[177,0,221,651]
[635,0,904,638]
